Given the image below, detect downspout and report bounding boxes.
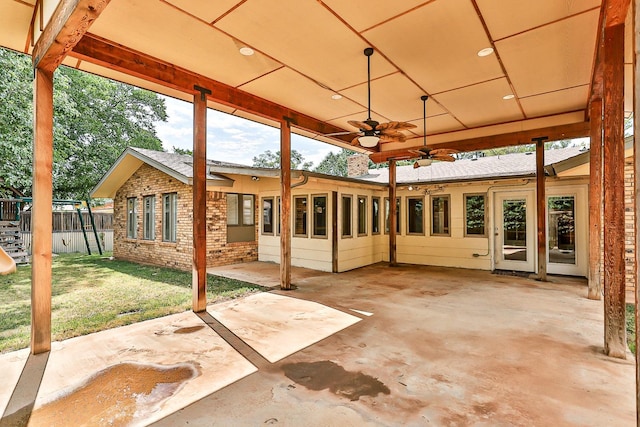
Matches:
[291,171,309,188]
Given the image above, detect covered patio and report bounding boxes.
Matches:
[0,264,635,425]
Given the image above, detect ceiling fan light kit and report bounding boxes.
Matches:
[358,135,380,147]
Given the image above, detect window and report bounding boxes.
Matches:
[312,194,327,238]
[227,194,239,225]
[262,197,274,234]
[227,193,255,243]
[342,195,352,237]
[372,197,380,234]
[464,193,486,237]
[294,196,308,237]
[162,193,178,242]
[357,196,367,236]
[276,197,281,235]
[431,195,450,236]
[126,197,137,239]
[548,195,576,265]
[407,197,424,235]
[143,195,155,240]
[384,197,401,234]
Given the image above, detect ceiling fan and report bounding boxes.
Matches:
[325,48,416,148]
[410,95,458,168]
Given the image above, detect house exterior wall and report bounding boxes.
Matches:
[113,164,257,271]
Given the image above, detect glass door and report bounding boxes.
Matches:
[547,194,583,276]
[494,192,535,272]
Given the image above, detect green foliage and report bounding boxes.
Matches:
[627,303,636,355]
[313,148,356,176]
[0,47,168,199]
[173,146,193,155]
[252,149,313,170]
[0,253,267,353]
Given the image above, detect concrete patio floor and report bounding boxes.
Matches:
[0,262,636,426]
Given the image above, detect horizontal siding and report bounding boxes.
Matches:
[21,231,113,254]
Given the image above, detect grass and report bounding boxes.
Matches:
[627,303,636,355]
[0,253,268,354]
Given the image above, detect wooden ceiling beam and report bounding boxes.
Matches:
[32,0,110,72]
[70,34,358,146]
[604,0,630,27]
[370,121,590,162]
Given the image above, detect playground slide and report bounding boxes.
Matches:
[0,246,16,275]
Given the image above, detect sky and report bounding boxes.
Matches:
[154,96,342,167]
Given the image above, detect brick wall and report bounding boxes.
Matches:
[624,158,635,293]
[113,164,258,271]
[347,154,370,177]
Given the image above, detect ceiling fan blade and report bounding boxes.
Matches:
[431,154,456,162]
[348,120,373,131]
[429,148,459,156]
[379,133,406,142]
[377,121,417,131]
[408,149,425,156]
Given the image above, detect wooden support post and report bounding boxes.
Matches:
[280,118,292,290]
[633,0,640,419]
[589,98,603,300]
[192,86,209,312]
[31,67,54,355]
[389,159,397,267]
[602,22,626,359]
[533,137,548,281]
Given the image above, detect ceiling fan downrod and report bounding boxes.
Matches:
[364,47,374,123]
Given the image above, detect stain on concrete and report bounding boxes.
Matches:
[173,325,205,334]
[282,360,390,401]
[29,362,198,426]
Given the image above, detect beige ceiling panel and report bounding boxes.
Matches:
[476,0,601,41]
[340,73,447,123]
[434,78,523,127]
[412,114,466,136]
[0,1,32,52]
[214,0,396,91]
[90,0,282,88]
[164,0,241,24]
[519,86,589,118]
[238,68,364,121]
[496,9,599,98]
[364,0,504,95]
[321,0,428,32]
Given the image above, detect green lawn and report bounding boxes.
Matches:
[0,253,268,353]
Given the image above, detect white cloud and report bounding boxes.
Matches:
[155,95,342,167]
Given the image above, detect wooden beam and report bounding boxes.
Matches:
[605,0,631,27]
[633,0,640,419]
[589,98,603,300]
[389,160,397,267]
[534,137,548,281]
[602,22,626,359]
[370,122,590,163]
[192,87,208,312]
[71,34,357,145]
[31,67,54,355]
[32,0,110,72]
[280,118,292,290]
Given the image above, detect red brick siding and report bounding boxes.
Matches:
[113,164,257,271]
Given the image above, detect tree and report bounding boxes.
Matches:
[173,146,193,155]
[0,47,167,199]
[313,148,355,176]
[252,149,313,170]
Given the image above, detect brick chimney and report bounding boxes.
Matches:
[347,154,370,177]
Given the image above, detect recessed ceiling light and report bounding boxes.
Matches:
[239,47,254,56]
[331,94,342,100]
[502,94,515,100]
[477,47,494,57]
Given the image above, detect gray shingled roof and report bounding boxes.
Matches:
[130,147,246,180]
[360,147,586,184]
